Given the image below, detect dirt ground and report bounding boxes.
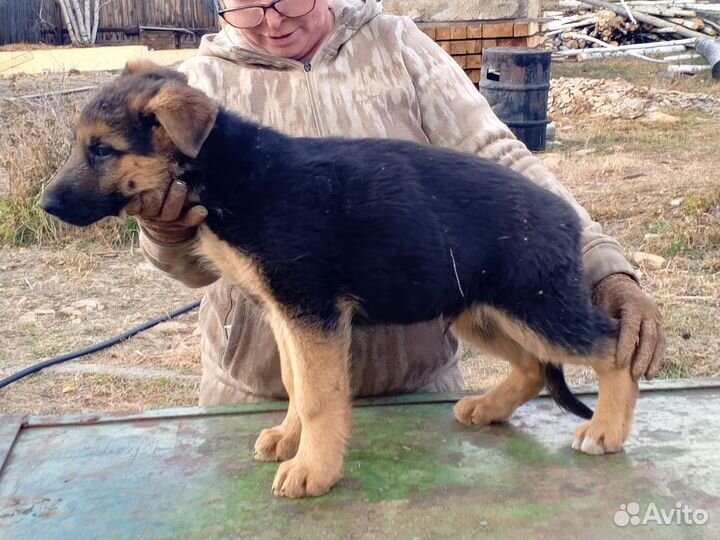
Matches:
[1,58,719,416]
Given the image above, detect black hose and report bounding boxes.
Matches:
[0,300,201,390]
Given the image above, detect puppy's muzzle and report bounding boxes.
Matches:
[40,184,129,227]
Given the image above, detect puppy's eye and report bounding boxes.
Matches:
[94,144,116,158]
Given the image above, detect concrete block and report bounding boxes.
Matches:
[383,0,537,22]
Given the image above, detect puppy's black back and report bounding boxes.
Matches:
[188,111,614,353]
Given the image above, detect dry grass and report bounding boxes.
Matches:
[0,248,202,416]
[0,372,199,416]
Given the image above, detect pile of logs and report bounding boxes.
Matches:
[546,0,720,77]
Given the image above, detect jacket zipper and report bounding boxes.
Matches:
[223,285,235,342]
[303,62,323,137]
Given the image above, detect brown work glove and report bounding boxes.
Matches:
[126,180,207,244]
[592,273,665,381]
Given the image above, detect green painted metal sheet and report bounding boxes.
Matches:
[1,380,719,539]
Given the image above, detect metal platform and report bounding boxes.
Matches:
[1,379,719,539]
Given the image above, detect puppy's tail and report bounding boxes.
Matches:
[544,364,593,420]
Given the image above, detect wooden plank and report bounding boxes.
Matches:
[481,38,498,49]
[527,34,547,48]
[435,26,452,40]
[467,69,482,84]
[452,55,467,68]
[498,37,529,47]
[450,25,467,39]
[450,40,468,55]
[439,41,452,53]
[421,26,436,39]
[514,21,540,37]
[482,21,516,39]
[466,24,483,39]
[466,54,483,69]
[466,40,482,54]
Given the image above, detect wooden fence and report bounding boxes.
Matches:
[0,0,219,48]
[0,0,48,46]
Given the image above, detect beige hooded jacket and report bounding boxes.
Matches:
[140,0,636,405]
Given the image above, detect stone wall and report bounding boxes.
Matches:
[382,0,541,22]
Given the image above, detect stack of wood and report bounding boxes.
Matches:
[548,0,719,48]
[545,0,720,75]
[418,20,548,83]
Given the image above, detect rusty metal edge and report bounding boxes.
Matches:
[0,416,27,479]
[5,377,720,430]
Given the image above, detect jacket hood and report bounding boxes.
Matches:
[197,0,383,67]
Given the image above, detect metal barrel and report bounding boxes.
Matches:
[696,38,720,80]
[479,48,552,152]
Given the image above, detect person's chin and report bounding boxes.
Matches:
[265,35,306,57]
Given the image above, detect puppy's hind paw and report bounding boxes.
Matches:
[454,395,511,426]
[572,420,626,455]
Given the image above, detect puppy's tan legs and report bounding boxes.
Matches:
[468,305,638,454]
[271,317,352,498]
[254,317,301,462]
[572,360,638,454]
[451,311,545,425]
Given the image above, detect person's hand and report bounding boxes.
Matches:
[592,273,665,381]
[126,180,207,244]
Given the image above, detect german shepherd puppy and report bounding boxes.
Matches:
[40,61,638,498]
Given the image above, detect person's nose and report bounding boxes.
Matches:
[263,6,286,30]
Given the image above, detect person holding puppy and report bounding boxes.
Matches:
[134,0,665,406]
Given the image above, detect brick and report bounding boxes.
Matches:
[513,21,540,37]
[513,22,530,37]
[527,34,547,48]
[466,40,482,54]
[467,69,482,84]
[450,40,468,55]
[453,55,467,68]
[498,37,529,47]
[483,21,516,39]
[435,26,452,40]
[481,38,498,49]
[466,25,483,39]
[466,54,483,69]
[420,26,436,39]
[451,26,467,39]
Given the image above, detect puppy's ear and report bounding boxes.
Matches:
[145,81,219,158]
[123,59,188,83]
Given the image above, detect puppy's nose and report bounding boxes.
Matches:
[39,191,64,218]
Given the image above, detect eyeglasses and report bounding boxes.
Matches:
[217,0,317,29]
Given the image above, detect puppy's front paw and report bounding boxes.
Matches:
[254,425,300,462]
[454,395,510,426]
[572,419,627,455]
[271,456,342,498]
